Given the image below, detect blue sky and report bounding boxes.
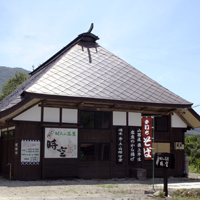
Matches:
[0,0,200,114]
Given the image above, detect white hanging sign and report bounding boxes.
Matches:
[45,128,78,158]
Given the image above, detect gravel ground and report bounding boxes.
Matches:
[0,173,199,200]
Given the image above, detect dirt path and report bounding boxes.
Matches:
[0,173,199,199]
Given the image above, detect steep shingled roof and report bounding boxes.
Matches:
[26,41,191,105]
[0,25,192,113]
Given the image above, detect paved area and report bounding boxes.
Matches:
[0,196,144,199]
[156,181,200,189]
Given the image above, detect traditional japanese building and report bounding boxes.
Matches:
[0,24,200,180]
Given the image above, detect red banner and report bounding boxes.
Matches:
[142,117,153,160]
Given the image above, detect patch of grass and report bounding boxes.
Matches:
[64,189,77,193]
[171,189,200,199]
[108,188,131,194]
[157,191,165,198]
[189,164,200,173]
[99,184,119,188]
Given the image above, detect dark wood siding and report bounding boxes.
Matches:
[170,128,186,177]
[79,162,110,178]
[0,112,187,180]
[14,122,42,180]
[1,138,14,178]
[78,129,111,178]
[43,159,78,178]
[143,127,186,178]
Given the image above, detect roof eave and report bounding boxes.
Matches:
[176,108,200,128]
[24,92,192,109]
[0,91,194,124]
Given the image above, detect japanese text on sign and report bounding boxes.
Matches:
[155,153,174,169]
[156,156,169,168]
[117,128,123,163]
[21,140,40,165]
[142,117,153,160]
[129,128,142,163]
[45,128,78,158]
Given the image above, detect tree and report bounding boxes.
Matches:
[0,71,29,101]
[185,134,200,172]
[185,134,198,156]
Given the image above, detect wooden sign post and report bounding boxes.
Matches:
[164,168,168,196]
[155,153,175,197]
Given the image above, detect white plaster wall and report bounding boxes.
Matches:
[113,111,126,126]
[171,113,187,128]
[13,105,41,122]
[44,107,59,122]
[128,112,141,126]
[62,108,78,123]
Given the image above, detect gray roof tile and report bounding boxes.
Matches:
[0,39,192,113]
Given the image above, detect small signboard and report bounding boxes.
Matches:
[21,140,40,165]
[117,127,123,163]
[155,153,175,197]
[155,153,175,169]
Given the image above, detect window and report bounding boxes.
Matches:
[2,130,15,138]
[142,114,169,132]
[81,111,110,129]
[2,131,8,138]
[9,130,15,138]
[155,115,168,132]
[80,144,95,161]
[154,143,170,153]
[80,143,110,161]
[96,143,110,161]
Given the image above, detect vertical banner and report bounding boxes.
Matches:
[136,128,142,162]
[117,127,123,163]
[142,117,153,160]
[129,128,142,164]
[129,129,136,163]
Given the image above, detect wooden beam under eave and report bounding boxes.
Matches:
[110,104,117,109]
[175,110,194,128]
[37,98,173,115]
[78,106,170,115]
[78,102,84,108]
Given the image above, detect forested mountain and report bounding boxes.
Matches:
[0,66,29,92]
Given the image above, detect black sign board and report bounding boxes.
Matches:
[155,153,175,197]
[129,127,142,164]
[117,127,123,163]
[155,153,175,169]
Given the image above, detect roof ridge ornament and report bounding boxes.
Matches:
[78,23,99,42]
[87,23,94,33]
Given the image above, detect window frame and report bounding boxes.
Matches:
[2,130,15,138]
[80,142,110,162]
[142,114,169,133]
[155,115,169,132]
[80,110,111,130]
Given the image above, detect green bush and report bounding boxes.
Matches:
[185,135,200,173]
